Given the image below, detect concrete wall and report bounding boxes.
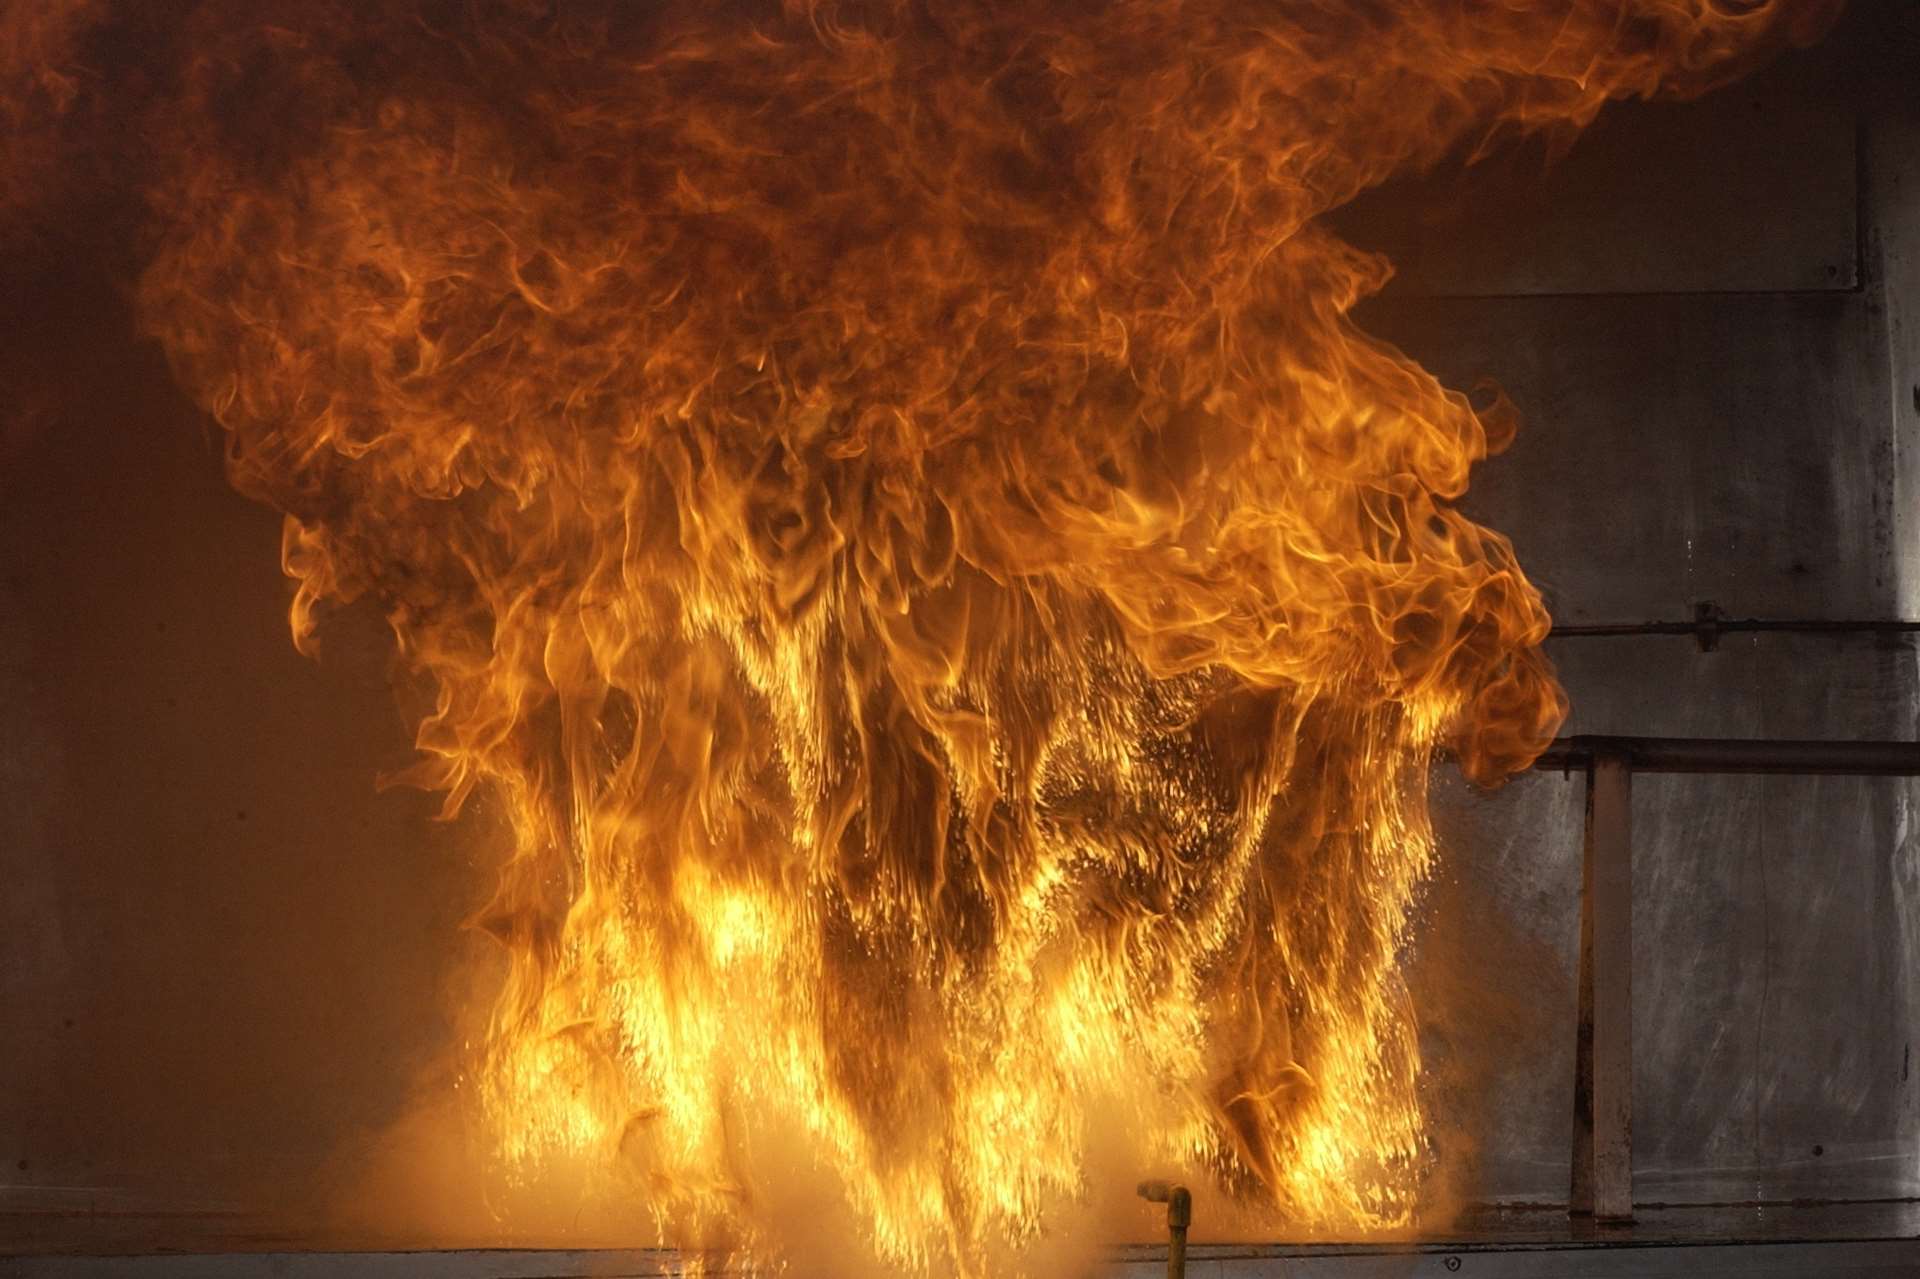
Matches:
[1349,6,1920,1206]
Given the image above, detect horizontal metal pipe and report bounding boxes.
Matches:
[1548,618,1920,639]
[1532,735,1920,776]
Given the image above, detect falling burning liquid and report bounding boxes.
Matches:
[5,0,1835,1270]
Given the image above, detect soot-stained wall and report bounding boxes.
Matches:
[1,1,1916,1239]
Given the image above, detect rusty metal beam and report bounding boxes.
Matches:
[1548,617,1920,640]
[1570,750,1634,1222]
[1534,736,1920,777]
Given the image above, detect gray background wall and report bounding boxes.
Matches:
[1348,5,1920,1206]
[1,0,1916,1239]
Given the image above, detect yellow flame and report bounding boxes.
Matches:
[0,0,1836,1270]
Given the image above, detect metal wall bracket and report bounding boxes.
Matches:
[1691,601,1723,652]
[1541,734,1920,1221]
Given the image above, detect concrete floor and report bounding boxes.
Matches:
[5,1203,1919,1277]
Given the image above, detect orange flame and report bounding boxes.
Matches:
[9,0,1835,1270]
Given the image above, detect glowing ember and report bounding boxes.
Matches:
[5,0,1835,1270]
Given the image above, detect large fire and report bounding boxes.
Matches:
[5,0,1834,1271]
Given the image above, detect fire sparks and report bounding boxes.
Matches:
[7,0,1835,1271]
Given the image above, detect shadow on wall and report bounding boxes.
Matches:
[0,260,500,1233]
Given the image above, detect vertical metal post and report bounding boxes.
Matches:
[1137,1180,1190,1279]
[1570,749,1633,1221]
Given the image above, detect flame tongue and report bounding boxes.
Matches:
[96,0,1831,1268]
